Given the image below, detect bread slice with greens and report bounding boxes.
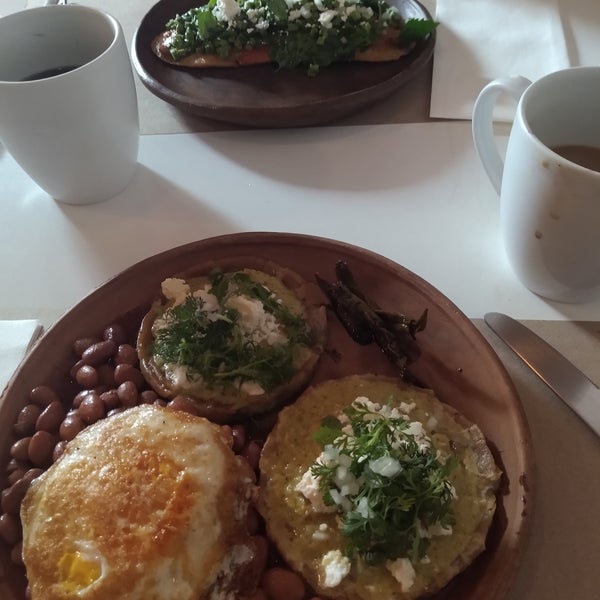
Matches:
[137,257,327,422]
[258,374,501,600]
[152,0,437,75]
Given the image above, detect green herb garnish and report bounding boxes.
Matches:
[151,271,310,392]
[311,400,456,565]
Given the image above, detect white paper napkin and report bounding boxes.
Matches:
[0,320,42,393]
[430,0,571,121]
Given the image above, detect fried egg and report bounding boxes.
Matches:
[20,405,258,600]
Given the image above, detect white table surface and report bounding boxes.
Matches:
[1,1,600,600]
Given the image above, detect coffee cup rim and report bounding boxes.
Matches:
[0,4,121,85]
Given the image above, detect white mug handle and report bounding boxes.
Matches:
[472,76,531,195]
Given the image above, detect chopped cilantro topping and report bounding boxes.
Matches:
[310,399,456,565]
[151,271,311,392]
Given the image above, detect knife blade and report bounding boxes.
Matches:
[484,312,600,437]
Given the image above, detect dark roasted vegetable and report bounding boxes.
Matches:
[316,261,427,379]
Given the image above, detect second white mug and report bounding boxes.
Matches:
[472,66,600,304]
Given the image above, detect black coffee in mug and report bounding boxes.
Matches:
[21,64,81,81]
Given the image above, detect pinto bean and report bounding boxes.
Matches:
[139,389,158,404]
[10,437,31,463]
[81,340,116,367]
[1,472,38,516]
[241,440,262,472]
[117,381,138,408]
[35,400,66,433]
[28,431,56,467]
[10,540,24,566]
[13,404,42,437]
[73,336,101,357]
[244,589,268,600]
[261,567,306,600]
[115,343,138,366]
[29,385,60,409]
[0,512,21,545]
[113,363,145,390]
[72,389,94,408]
[99,389,120,410]
[59,412,85,441]
[96,363,116,387]
[7,468,27,486]
[78,394,106,424]
[103,323,127,345]
[167,396,200,416]
[53,441,68,463]
[75,364,99,388]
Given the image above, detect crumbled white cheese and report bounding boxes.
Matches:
[295,469,337,513]
[312,522,330,541]
[319,9,337,28]
[212,0,241,25]
[192,285,220,313]
[225,294,287,346]
[161,278,191,306]
[400,401,416,414]
[385,557,416,592]
[321,550,351,587]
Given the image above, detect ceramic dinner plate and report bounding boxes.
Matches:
[131,0,436,128]
[0,232,533,600]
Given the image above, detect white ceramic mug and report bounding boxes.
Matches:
[0,5,139,205]
[472,67,600,303]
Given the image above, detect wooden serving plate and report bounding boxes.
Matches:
[131,0,436,128]
[0,232,534,599]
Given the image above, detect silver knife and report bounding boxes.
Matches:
[484,312,600,437]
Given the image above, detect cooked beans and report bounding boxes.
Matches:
[81,340,116,367]
[2,321,317,600]
[114,363,145,389]
[117,381,138,408]
[59,413,85,442]
[0,512,21,545]
[29,386,60,409]
[13,405,41,437]
[261,567,306,600]
[10,437,31,463]
[103,324,127,345]
[75,364,100,388]
[115,344,138,365]
[78,394,106,425]
[35,401,65,434]
[73,336,100,357]
[28,431,56,468]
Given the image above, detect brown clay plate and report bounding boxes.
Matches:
[131,0,436,128]
[0,232,533,599]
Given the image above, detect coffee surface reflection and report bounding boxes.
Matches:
[551,144,600,173]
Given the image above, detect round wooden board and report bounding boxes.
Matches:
[0,232,534,599]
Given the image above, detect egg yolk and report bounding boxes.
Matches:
[59,550,102,592]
